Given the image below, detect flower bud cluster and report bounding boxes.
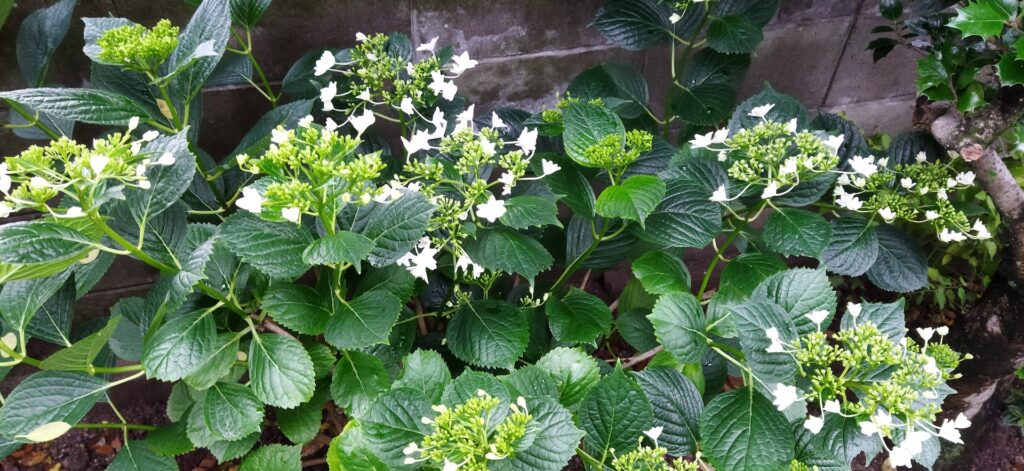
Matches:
[97,19,180,73]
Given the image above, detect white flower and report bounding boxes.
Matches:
[442,459,459,471]
[973,220,991,239]
[541,159,561,176]
[937,189,948,200]
[403,442,420,455]
[320,81,338,111]
[771,383,801,411]
[923,356,940,376]
[90,154,110,174]
[710,185,729,203]
[499,171,516,195]
[669,12,682,23]
[429,71,458,100]
[761,181,779,199]
[878,207,896,222]
[138,180,151,189]
[847,302,861,319]
[0,202,12,219]
[925,210,939,220]
[450,51,478,75]
[236,188,263,213]
[825,135,846,153]
[399,97,416,116]
[805,310,829,328]
[916,327,935,342]
[786,118,798,133]
[765,327,786,353]
[271,127,290,145]
[937,420,962,444]
[396,237,439,281]
[325,117,341,132]
[63,206,83,218]
[356,32,368,42]
[837,174,851,186]
[476,195,507,222]
[749,103,775,118]
[889,445,914,468]
[314,50,335,76]
[848,155,877,177]
[455,104,475,132]
[417,36,439,53]
[779,158,798,176]
[127,116,140,131]
[516,127,538,156]
[824,400,842,414]
[643,426,664,443]
[859,409,893,438]
[804,414,824,434]
[298,115,314,128]
[282,207,301,223]
[357,89,372,101]
[900,178,915,189]
[0,162,10,193]
[939,228,967,243]
[402,130,434,156]
[915,151,928,163]
[156,152,175,166]
[491,112,506,129]
[937,326,950,337]
[29,176,49,189]
[429,108,448,138]
[349,108,376,136]
[955,412,972,429]
[689,129,728,149]
[456,252,485,278]
[836,191,863,211]
[142,130,160,142]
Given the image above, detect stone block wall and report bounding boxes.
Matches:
[0,0,922,323]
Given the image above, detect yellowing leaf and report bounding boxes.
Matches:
[17,421,72,442]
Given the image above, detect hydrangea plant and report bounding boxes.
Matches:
[0,0,988,470]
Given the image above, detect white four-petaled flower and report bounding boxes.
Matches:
[450,51,478,75]
[540,159,561,177]
[417,36,439,53]
[771,383,801,411]
[236,188,263,214]
[516,127,538,156]
[476,195,507,222]
[314,50,334,76]
[749,103,775,118]
[349,108,376,136]
[320,81,338,111]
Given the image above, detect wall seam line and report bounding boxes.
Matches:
[818,0,867,110]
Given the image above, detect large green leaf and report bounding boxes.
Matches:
[801,414,881,467]
[302,231,374,269]
[631,251,691,295]
[183,333,240,390]
[865,224,927,293]
[0,371,108,439]
[649,292,707,363]
[141,309,217,381]
[840,299,906,341]
[636,368,703,455]
[562,101,625,167]
[545,288,612,346]
[463,227,553,281]
[728,83,810,133]
[392,349,451,404]
[0,270,71,332]
[16,0,76,86]
[229,0,272,26]
[500,196,562,230]
[127,132,198,222]
[595,175,666,227]
[144,421,194,457]
[822,216,878,277]
[568,63,651,118]
[731,297,799,391]
[239,444,301,471]
[763,208,832,258]
[578,369,655,463]
[699,388,796,471]
[637,174,722,248]
[219,212,313,280]
[0,221,94,265]
[107,440,177,471]
[168,0,231,103]
[331,351,392,417]
[447,300,529,369]
[544,160,596,217]
[229,99,315,158]
[278,392,326,445]
[948,0,1015,38]
[262,283,332,336]
[204,383,264,441]
[326,423,389,470]
[707,15,763,54]
[0,88,148,126]
[25,274,75,346]
[535,347,601,408]
[491,396,582,471]
[591,0,696,50]
[248,333,315,409]
[39,315,120,372]
[347,191,434,267]
[360,388,433,469]
[324,290,402,349]
[673,82,738,126]
[757,268,837,336]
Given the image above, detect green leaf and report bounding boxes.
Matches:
[278,396,325,445]
[535,347,601,408]
[595,175,666,227]
[168,0,231,103]
[263,283,332,336]
[957,81,987,113]
[490,396,582,471]
[108,440,177,471]
[578,369,655,462]
[203,382,264,441]
[40,315,120,372]
[141,309,217,381]
[0,271,71,332]
[145,421,195,457]
[568,63,651,119]
[0,221,94,265]
[997,54,1024,86]
[208,432,260,462]
[229,0,272,26]
[673,82,738,126]
[591,0,676,50]
[326,423,389,470]
[0,371,107,439]
[545,288,612,345]
[500,366,559,401]
[544,162,596,217]
[632,251,691,295]
[16,0,76,86]
[699,388,796,471]
[463,227,554,282]
[649,292,707,363]
[0,88,148,126]
[26,273,75,346]
[728,83,810,133]
[447,300,529,369]
[348,191,434,267]
[303,231,374,269]
[324,290,402,349]
[822,216,878,277]
[637,174,722,248]
[731,297,799,391]
[801,414,881,467]
[707,15,763,54]
[239,444,301,471]
[636,367,703,455]
[500,196,562,229]
[948,0,1015,38]
[219,211,313,280]
[128,132,198,222]
[916,56,955,101]
[360,388,433,468]
[331,351,392,417]
[840,299,906,341]
[757,268,837,336]
[562,102,625,167]
[249,333,315,409]
[763,208,832,258]
[866,224,927,293]
[0,0,13,31]
[393,349,451,404]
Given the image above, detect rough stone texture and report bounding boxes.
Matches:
[824,94,917,135]
[822,13,919,107]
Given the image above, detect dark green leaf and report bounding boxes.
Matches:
[219,212,313,280]
[348,191,434,267]
[168,0,231,103]
[324,290,402,349]
[331,351,392,417]
[360,389,433,468]
[500,196,561,229]
[699,388,796,471]
[0,221,94,265]
[141,309,217,381]
[263,283,332,336]
[16,0,76,86]
[763,208,832,258]
[578,369,655,462]
[591,0,674,50]
[463,227,553,282]
[0,88,147,126]
[447,300,529,369]
[108,440,177,471]
[239,444,301,471]
[649,292,707,363]
[632,251,691,295]
[40,315,120,371]
[545,288,612,345]
[248,333,315,409]
[707,15,763,54]
[204,383,264,441]
[302,231,373,269]
[562,102,625,167]
[0,371,108,439]
[595,175,666,227]
[822,216,878,277]
[865,224,927,293]
[229,0,272,26]
[393,349,450,404]
[636,368,703,455]
[535,347,601,408]
[948,0,1014,38]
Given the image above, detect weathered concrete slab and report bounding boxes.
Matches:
[822,14,917,107]
[824,94,917,135]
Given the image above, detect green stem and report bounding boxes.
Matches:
[72,423,157,431]
[4,99,60,140]
[709,340,745,362]
[0,337,40,368]
[696,229,739,301]
[91,364,144,374]
[244,27,278,107]
[576,448,606,469]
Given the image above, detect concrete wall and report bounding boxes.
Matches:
[0,0,921,321]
